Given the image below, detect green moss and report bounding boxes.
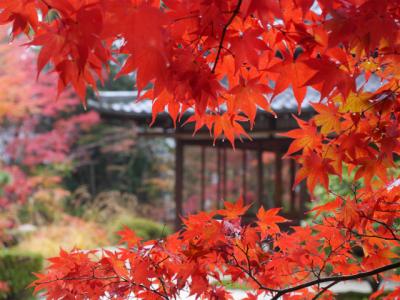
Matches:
[0,249,43,300]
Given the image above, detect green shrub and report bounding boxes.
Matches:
[0,249,43,300]
[336,292,369,300]
[18,201,56,224]
[110,216,172,243]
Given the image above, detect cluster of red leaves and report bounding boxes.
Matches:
[32,190,400,299]
[1,0,399,195]
[0,166,33,208]
[1,0,399,147]
[1,0,400,299]
[0,281,8,293]
[282,79,400,192]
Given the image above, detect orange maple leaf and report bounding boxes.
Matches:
[308,197,342,217]
[218,196,251,219]
[281,117,322,156]
[268,56,313,110]
[229,76,274,127]
[295,151,335,191]
[212,113,251,147]
[256,207,288,237]
[117,226,142,248]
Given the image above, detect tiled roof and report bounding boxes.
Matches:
[88,75,383,118]
[88,88,318,117]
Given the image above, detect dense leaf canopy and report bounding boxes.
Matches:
[1,0,400,299]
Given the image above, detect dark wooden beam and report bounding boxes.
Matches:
[200,146,206,211]
[177,138,292,152]
[299,180,310,218]
[257,145,264,209]
[223,148,227,201]
[175,139,184,230]
[217,148,222,209]
[242,150,247,203]
[97,109,315,133]
[289,160,296,214]
[275,152,283,208]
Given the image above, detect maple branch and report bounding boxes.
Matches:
[228,246,279,293]
[360,213,399,240]
[317,239,346,281]
[36,269,170,300]
[41,0,52,9]
[350,230,399,242]
[312,281,339,300]
[211,0,243,73]
[40,0,56,14]
[269,261,400,300]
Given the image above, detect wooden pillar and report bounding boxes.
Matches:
[275,152,283,208]
[223,148,227,201]
[289,160,296,214]
[299,180,310,218]
[200,146,206,211]
[175,139,184,230]
[217,148,222,209]
[242,150,247,203]
[257,147,264,209]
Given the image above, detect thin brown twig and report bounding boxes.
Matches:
[312,280,339,300]
[270,261,400,300]
[211,0,243,73]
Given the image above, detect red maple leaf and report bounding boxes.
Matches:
[218,196,251,219]
[295,151,335,191]
[117,226,142,248]
[256,207,288,237]
[281,117,322,156]
[268,56,314,110]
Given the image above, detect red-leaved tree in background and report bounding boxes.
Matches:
[0,26,100,292]
[0,27,99,209]
[1,0,400,299]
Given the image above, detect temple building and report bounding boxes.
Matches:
[88,88,318,228]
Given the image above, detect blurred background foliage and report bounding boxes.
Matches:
[0,249,43,300]
[0,28,174,298]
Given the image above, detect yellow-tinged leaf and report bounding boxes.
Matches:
[337,91,372,113]
[312,103,341,134]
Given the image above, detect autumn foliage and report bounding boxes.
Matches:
[1,0,400,299]
[0,28,99,209]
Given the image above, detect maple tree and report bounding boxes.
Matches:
[1,0,400,299]
[0,26,104,297]
[0,27,99,209]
